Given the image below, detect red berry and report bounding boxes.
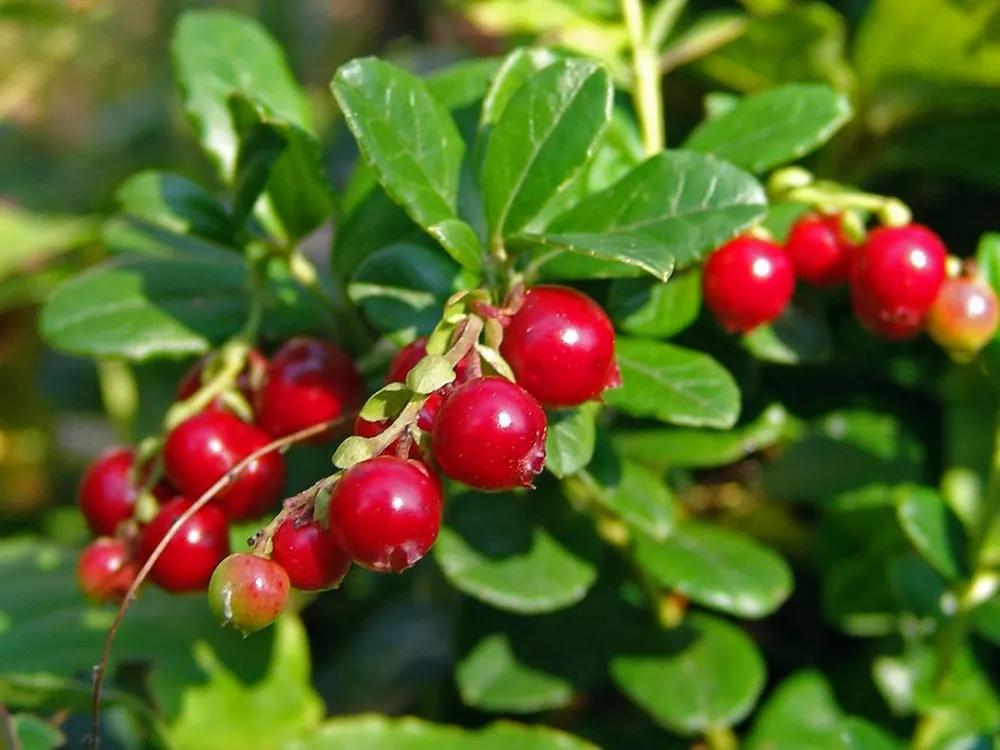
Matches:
[703,236,795,333]
[78,447,140,537]
[431,377,547,492]
[177,348,269,402]
[208,553,290,633]
[328,456,443,573]
[76,537,137,604]
[851,291,926,341]
[784,213,854,286]
[927,275,1000,357]
[271,516,352,591]
[850,224,946,334]
[255,338,364,441]
[385,337,471,386]
[500,285,621,408]
[352,392,443,459]
[163,410,285,521]
[137,497,230,593]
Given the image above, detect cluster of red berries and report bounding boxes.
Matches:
[75,285,621,634]
[702,215,999,358]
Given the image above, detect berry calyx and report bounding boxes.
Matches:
[703,236,795,333]
[255,338,364,441]
[78,447,140,537]
[784,213,854,286]
[927,275,1000,359]
[850,224,947,338]
[500,285,621,408]
[176,348,269,402]
[76,537,137,604]
[137,497,231,593]
[328,456,443,573]
[163,410,285,521]
[208,553,290,633]
[270,515,352,591]
[431,376,547,492]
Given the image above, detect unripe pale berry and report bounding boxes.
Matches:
[208,553,290,634]
[76,537,137,605]
[927,275,999,359]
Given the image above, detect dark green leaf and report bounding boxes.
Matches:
[479,48,560,131]
[605,338,741,429]
[40,253,314,361]
[971,597,1000,646]
[331,58,465,232]
[888,554,949,621]
[425,57,503,112]
[539,150,766,275]
[482,59,612,240]
[10,714,64,750]
[427,218,484,273]
[608,270,702,339]
[0,205,99,281]
[684,84,851,173]
[511,232,676,282]
[838,718,899,750]
[348,244,465,337]
[746,670,845,750]
[742,300,832,364]
[115,171,235,245]
[895,485,970,581]
[172,10,312,181]
[580,447,675,539]
[633,521,793,618]
[102,216,237,257]
[614,403,792,469]
[434,490,603,614]
[611,613,766,734]
[545,404,598,478]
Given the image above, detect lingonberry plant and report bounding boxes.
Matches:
[8,2,1000,749]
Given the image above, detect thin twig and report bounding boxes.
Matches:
[0,702,20,750]
[87,415,352,748]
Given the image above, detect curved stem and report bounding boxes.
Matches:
[704,725,739,750]
[623,0,665,155]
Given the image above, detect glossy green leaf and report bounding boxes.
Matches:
[580,446,675,539]
[482,59,612,239]
[40,252,313,361]
[747,671,844,750]
[633,521,793,618]
[684,84,851,173]
[889,553,949,621]
[10,714,64,750]
[614,403,791,469]
[332,58,465,233]
[895,485,969,581]
[0,205,99,281]
[115,171,235,245]
[545,404,598,478]
[172,10,312,181]
[511,231,676,282]
[479,48,560,131]
[280,715,598,750]
[427,218,484,273]
[348,243,465,337]
[539,150,766,275]
[425,57,503,113]
[434,490,603,614]
[608,270,702,339]
[168,616,323,750]
[742,301,832,364]
[971,597,1000,646]
[611,613,766,735]
[605,338,741,429]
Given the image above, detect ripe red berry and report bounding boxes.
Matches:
[255,338,364,441]
[328,456,443,573]
[76,537,137,604]
[431,377,547,492]
[784,213,854,286]
[137,497,230,593]
[500,285,621,408]
[270,516,352,591]
[927,275,1000,358]
[177,348,269,402]
[851,292,925,341]
[385,336,471,386]
[352,392,443,459]
[163,410,285,521]
[703,236,795,333]
[78,447,140,537]
[208,553,290,633]
[850,224,947,338]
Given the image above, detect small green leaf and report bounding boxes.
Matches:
[684,84,851,173]
[539,150,766,273]
[608,270,702,339]
[406,354,456,395]
[611,613,766,735]
[511,232,675,282]
[359,383,412,422]
[332,58,465,233]
[605,338,741,429]
[482,59,612,240]
[545,404,598,478]
[427,219,484,273]
[115,171,235,245]
[10,714,65,750]
[746,670,847,750]
[172,10,312,181]
[348,243,465,337]
[742,300,832,364]
[0,205,99,281]
[895,485,970,581]
[581,444,675,539]
[633,521,793,618]
[333,436,376,469]
[434,490,603,614]
[479,48,560,130]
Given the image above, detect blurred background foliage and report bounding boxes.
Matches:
[3,0,1000,747]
